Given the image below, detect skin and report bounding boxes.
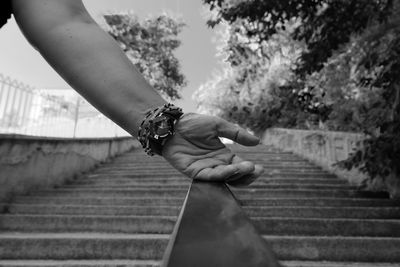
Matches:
[11,0,264,185]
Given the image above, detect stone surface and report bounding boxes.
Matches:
[0,144,399,266]
[0,134,137,202]
[261,128,400,198]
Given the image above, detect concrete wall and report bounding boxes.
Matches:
[261,128,365,185]
[261,128,400,198]
[261,128,364,173]
[0,134,138,202]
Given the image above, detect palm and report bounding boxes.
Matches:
[162,113,263,186]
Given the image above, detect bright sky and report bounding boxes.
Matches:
[0,0,219,113]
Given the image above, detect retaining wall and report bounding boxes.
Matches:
[0,134,138,202]
[261,128,400,198]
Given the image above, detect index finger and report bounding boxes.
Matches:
[216,117,259,146]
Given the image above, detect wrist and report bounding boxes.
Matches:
[123,100,168,136]
[137,103,184,156]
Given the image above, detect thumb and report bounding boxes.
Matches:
[216,118,259,146]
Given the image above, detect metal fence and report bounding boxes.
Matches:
[0,74,129,138]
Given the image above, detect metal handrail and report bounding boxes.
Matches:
[162,180,281,267]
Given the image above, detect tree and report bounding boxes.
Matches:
[203,0,394,76]
[194,19,305,134]
[336,14,400,187]
[103,13,187,100]
[203,0,395,125]
[203,0,400,189]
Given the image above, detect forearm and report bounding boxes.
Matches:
[12,0,167,136]
[30,22,166,136]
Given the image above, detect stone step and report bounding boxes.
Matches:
[105,161,317,168]
[111,160,310,168]
[61,184,190,190]
[282,261,400,267]
[94,168,174,172]
[1,214,400,237]
[5,204,181,216]
[0,261,399,267]
[12,197,185,206]
[109,160,309,167]
[115,152,298,159]
[263,169,332,174]
[32,188,188,198]
[232,189,389,199]
[0,260,159,267]
[83,174,186,179]
[71,177,347,186]
[60,184,355,190]
[261,165,322,169]
[236,149,299,153]
[0,260,399,267]
[1,233,399,262]
[2,145,399,265]
[230,149,291,154]
[242,157,311,162]
[31,187,388,199]
[91,171,182,176]
[113,153,297,159]
[0,233,168,260]
[83,172,337,179]
[70,179,190,186]
[102,158,316,164]
[6,204,398,219]
[259,178,347,184]
[0,215,175,233]
[67,181,350,190]
[95,165,322,171]
[77,175,345,182]
[266,235,400,262]
[240,197,400,207]
[245,206,400,219]
[30,188,389,199]
[13,196,398,207]
[114,157,309,163]
[264,173,337,178]
[92,169,330,176]
[254,217,400,237]
[75,176,188,182]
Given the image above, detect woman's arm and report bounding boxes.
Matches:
[11,0,263,184]
[12,0,166,136]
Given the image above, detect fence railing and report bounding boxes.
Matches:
[0,74,129,138]
[162,181,281,267]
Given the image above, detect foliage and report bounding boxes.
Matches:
[194,20,305,133]
[302,34,390,132]
[202,0,400,185]
[336,15,400,181]
[203,0,395,125]
[103,13,186,100]
[338,132,400,181]
[203,0,394,76]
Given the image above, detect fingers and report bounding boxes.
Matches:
[227,164,264,187]
[195,164,239,181]
[216,117,259,146]
[193,155,264,187]
[193,159,253,181]
[225,155,264,187]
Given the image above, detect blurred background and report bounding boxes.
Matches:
[0,0,217,138]
[1,0,399,184]
[0,75,127,137]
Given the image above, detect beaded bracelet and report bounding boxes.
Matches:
[137,103,183,156]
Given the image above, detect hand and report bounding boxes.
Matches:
[162,113,264,186]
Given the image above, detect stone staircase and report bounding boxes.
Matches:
[1,145,400,266]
